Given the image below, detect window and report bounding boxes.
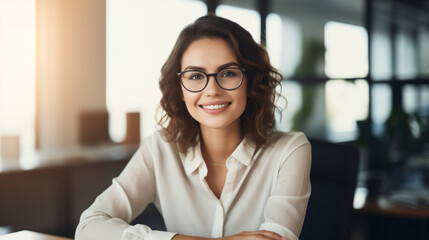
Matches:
[371,29,392,80]
[324,21,369,141]
[0,0,36,160]
[325,80,369,140]
[216,4,261,44]
[106,0,206,142]
[403,85,418,114]
[371,84,392,136]
[266,13,282,71]
[419,27,429,76]
[266,14,304,132]
[396,29,418,79]
[276,81,302,132]
[325,21,368,79]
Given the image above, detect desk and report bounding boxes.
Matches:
[353,189,429,240]
[0,144,138,173]
[0,144,138,237]
[0,231,72,240]
[354,194,429,220]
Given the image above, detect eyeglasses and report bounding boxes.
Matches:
[178,67,246,93]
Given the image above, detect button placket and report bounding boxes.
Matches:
[210,158,239,237]
[220,158,237,206]
[211,203,225,237]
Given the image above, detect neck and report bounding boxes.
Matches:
[200,123,243,165]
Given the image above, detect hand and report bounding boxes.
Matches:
[220,231,288,240]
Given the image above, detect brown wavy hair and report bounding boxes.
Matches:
[158,14,283,153]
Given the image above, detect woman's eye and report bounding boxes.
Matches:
[189,74,205,80]
[220,70,237,78]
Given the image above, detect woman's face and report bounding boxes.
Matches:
[180,37,247,132]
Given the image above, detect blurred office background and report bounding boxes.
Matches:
[0,0,429,239]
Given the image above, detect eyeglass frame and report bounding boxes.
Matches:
[177,67,246,93]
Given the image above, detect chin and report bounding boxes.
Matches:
[200,119,240,131]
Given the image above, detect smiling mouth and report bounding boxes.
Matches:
[200,103,231,110]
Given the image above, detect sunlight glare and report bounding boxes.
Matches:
[0,0,36,154]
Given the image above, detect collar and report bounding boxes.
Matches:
[180,137,257,175]
[180,140,204,175]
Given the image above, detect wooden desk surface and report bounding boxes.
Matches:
[354,195,429,220]
[0,231,72,240]
[0,143,138,174]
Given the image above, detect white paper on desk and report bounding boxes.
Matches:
[389,189,429,208]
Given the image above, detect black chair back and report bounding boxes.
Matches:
[300,139,359,240]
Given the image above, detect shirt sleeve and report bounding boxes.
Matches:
[75,142,178,240]
[260,134,312,240]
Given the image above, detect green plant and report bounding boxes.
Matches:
[290,39,325,132]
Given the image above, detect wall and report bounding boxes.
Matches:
[36,0,106,148]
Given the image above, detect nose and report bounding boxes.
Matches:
[204,75,223,96]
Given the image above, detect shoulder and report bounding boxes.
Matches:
[264,131,310,158]
[143,130,167,144]
[142,130,173,145]
[269,131,310,148]
[139,130,180,157]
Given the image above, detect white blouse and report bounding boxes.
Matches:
[75,131,311,240]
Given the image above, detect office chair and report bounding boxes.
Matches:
[299,138,360,240]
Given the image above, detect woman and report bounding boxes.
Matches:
[76,14,311,240]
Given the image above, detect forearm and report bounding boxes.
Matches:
[75,216,130,240]
[172,235,212,240]
[172,231,287,240]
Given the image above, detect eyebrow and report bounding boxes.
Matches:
[183,62,241,72]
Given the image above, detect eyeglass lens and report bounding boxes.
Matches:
[181,68,243,92]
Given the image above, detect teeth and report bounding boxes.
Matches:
[202,103,228,110]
